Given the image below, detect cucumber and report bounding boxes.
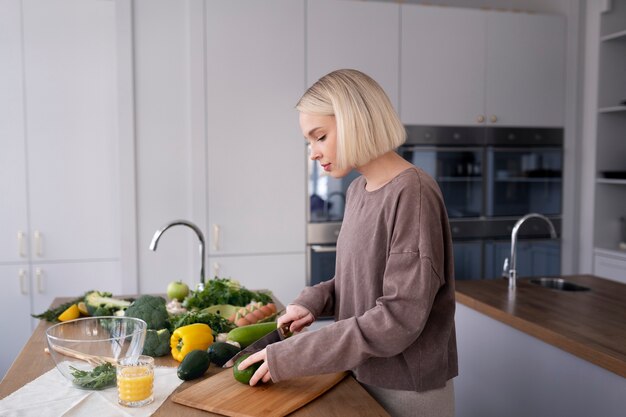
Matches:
[177,349,211,381]
[208,342,241,367]
[226,321,277,348]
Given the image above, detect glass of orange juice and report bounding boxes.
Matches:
[117,355,154,407]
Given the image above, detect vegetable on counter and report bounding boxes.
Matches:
[69,362,117,390]
[226,321,277,348]
[182,278,273,310]
[177,349,211,381]
[208,342,241,367]
[32,291,132,322]
[171,309,235,336]
[85,291,132,316]
[124,295,170,330]
[143,328,171,357]
[170,323,214,362]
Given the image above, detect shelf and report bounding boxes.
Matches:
[601,29,626,42]
[594,247,626,260]
[597,178,626,185]
[598,106,626,113]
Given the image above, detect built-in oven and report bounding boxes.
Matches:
[305,126,564,284]
[306,153,359,285]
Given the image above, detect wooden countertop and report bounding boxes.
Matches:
[455,274,626,378]
[0,299,390,416]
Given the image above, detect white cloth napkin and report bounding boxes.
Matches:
[0,366,183,417]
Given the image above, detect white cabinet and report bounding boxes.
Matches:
[204,0,306,257]
[307,0,400,110]
[401,5,565,127]
[401,6,486,126]
[0,265,32,379]
[0,0,124,377]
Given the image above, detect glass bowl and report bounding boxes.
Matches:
[46,316,147,390]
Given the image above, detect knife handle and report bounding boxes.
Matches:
[278,322,293,339]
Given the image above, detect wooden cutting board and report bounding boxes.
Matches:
[172,370,347,417]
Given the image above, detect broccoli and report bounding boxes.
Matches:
[84,291,132,316]
[124,295,170,330]
[143,328,171,357]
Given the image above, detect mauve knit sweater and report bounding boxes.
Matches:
[266,167,458,391]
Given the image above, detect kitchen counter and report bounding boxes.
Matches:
[0,298,390,417]
[455,274,626,377]
[453,274,626,417]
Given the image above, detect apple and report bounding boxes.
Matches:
[167,280,190,301]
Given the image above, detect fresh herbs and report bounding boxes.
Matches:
[69,363,117,390]
[171,310,236,336]
[183,278,273,310]
[31,294,88,322]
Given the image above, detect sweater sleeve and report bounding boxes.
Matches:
[267,254,442,382]
[290,278,336,319]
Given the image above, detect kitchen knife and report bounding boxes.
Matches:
[223,322,291,368]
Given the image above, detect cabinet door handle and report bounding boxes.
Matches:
[476,115,485,123]
[212,224,221,251]
[17,231,26,257]
[490,115,498,123]
[19,269,28,295]
[34,230,43,257]
[35,267,44,293]
[212,262,220,278]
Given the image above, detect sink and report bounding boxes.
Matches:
[530,278,590,292]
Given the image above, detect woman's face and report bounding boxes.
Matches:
[300,112,352,178]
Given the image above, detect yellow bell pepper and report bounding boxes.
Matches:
[170,323,214,362]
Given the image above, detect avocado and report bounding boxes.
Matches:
[177,349,211,381]
[233,353,263,385]
[208,342,241,367]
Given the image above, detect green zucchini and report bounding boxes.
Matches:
[177,349,211,381]
[226,321,277,348]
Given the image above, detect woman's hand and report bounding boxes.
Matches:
[237,348,271,386]
[278,304,314,333]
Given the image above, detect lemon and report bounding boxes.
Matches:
[58,304,80,321]
[77,301,89,316]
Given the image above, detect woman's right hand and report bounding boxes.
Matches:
[278,304,314,333]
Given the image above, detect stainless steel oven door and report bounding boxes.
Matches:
[306,244,337,287]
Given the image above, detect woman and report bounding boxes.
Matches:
[238,69,458,417]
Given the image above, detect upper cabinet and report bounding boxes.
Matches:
[401,5,565,127]
[204,0,306,256]
[307,0,400,110]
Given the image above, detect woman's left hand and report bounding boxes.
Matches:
[236,348,272,386]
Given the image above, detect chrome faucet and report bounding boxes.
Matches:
[504,213,557,290]
[149,220,206,291]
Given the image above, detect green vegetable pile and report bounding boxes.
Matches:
[172,309,235,336]
[183,278,272,310]
[69,363,117,390]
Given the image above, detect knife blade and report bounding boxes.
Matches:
[223,322,291,368]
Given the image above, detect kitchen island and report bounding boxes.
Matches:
[0,298,390,417]
[454,274,626,417]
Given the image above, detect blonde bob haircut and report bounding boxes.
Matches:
[296,69,406,170]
